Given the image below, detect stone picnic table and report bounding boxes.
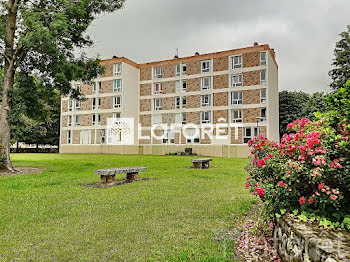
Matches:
[94,166,147,185]
[191,158,212,169]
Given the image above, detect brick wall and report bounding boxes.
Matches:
[82,84,92,95]
[213,110,228,124]
[243,51,260,68]
[186,111,200,125]
[162,113,175,125]
[140,130,151,144]
[163,64,175,78]
[80,114,92,126]
[214,56,228,71]
[187,60,201,75]
[187,95,200,109]
[101,96,113,110]
[62,100,68,112]
[214,92,228,107]
[140,83,152,96]
[102,80,113,94]
[101,112,113,126]
[163,97,174,110]
[81,99,91,111]
[140,99,151,112]
[100,60,114,78]
[61,131,67,144]
[73,130,80,144]
[152,129,163,144]
[140,67,152,81]
[163,81,175,94]
[62,116,67,127]
[231,127,243,144]
[243,108,260,123]
[214,74,228,89]
[243,70,260,86]
[243,89,260,104]
[140,114,151,127]
[187,78,201,92]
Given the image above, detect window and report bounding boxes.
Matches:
[68,100,73,111]
[100,129,106,144]
[231,55,242,69]
[201,111,211,124]
[114,96,122,108]
[92,114,101,125]
[75,100,81,110]
[154,83,162,94]
[76,84,82,93]
[261,108,267,119]
[201,76,211,90]
[175,64,181,76]
[68,116,72,126]
[113,63,122,76]
[93,82,102,94]
[154,98,162,111]
[92,98,101,110]
[182,80,187,91]
[243,127,260,144]
[231,91,243,105]
[153,114,162,125]
[201,60,211,73]
[182,63,187,75]
[231,74,243,87]
[113,79,122,92]
[67,130,72,144]
[260,51,267,65]
[75,115,80,126]
[260,70,266,85]
[186,128,200,144]
[231,109,242,123]
[260,88,266,103]
[182,96,187,108]
[201,95,211,107]
[153,66,162,79]
[182,112,186,124]
[162,130,175,144]
[175,96,180,109]
[113,112,121,124]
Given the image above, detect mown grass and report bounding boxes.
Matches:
[0,154,254,261]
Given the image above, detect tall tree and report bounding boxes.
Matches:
[0,0,125,170]
[329,25,350,90]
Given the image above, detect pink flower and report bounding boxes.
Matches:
[255,187,266,198]
[245,183,250,188]
[299,196,306,205]
[308,198,314,204]
[318,184,324,190]
[330,195,338,200]
[315,191,320,196]
[277,181,284,187]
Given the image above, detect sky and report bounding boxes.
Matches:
[85,0,350,94]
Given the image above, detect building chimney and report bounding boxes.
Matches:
[254,42,258,46]
[112,55,118,58]
[174,55,179,59]
[194,52,200,56]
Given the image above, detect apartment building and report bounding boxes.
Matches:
[60,43,279,157]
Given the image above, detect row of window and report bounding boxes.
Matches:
[66,126,260,145]
[66,113,121,127]
[68,96,122,111]
[152,89,266,111]
[152,51,267,79]
[92,79,122,94]
[152,71,266,95]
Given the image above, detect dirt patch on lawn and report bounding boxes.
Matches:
[84,178,150,189]
[0,166,43,177]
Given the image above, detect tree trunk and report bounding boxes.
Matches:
[0,0,20,171]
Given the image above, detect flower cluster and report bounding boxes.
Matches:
[245,115,350,224]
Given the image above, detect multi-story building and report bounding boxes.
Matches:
[60,43,279,157]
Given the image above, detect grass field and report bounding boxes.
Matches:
[0,154,254,261]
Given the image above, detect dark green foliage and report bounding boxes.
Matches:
[329,25,350,90]
[279,91,328,138]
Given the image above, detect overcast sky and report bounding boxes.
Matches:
[85,0,350,93]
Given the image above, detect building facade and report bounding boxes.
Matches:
[60,43,279,157]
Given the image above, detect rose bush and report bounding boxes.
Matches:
[245,114,350,226]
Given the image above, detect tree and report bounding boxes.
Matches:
[279,91,327,138]
[329,25,350,90]
[0,0,125,170]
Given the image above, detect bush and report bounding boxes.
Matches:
[245,115,350,227]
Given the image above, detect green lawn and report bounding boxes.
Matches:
[0,154,254,261]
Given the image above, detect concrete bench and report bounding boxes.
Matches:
[191,158,212,169]
[94,166,147,185]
